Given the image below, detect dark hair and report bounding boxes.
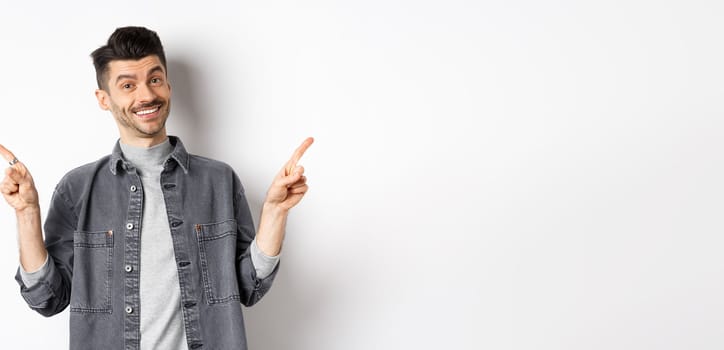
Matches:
[91,26,167,90]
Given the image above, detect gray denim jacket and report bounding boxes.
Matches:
[15,136,278,350]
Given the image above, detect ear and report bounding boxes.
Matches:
[95,89,110,111]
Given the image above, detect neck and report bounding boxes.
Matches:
[120,130,168,148]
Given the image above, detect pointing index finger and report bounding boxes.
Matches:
[0,144,17,164]
[286,137,314,175]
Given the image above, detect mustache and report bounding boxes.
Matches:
[132,100,165,111]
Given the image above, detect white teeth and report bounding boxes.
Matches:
[135,107,159,116]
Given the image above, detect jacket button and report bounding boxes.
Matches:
[130,185,137,192]
[125,265,133,272]
[126,223,134,230]
[125,306,133,314]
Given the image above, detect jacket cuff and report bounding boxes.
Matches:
[15,256,61,309]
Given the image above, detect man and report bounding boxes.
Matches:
[0,26,312,349]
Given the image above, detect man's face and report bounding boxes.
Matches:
[95,55,171,146]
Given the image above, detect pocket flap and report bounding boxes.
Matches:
[195,219,237,241]
[73,230,114,248]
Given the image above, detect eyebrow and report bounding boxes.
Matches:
[114,65,165,84]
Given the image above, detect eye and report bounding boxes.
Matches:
[122,83,133,89]
[151,77,162,84]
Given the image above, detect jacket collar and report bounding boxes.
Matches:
[109,136,190,175]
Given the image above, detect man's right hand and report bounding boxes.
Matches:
[0,144,47,272]
[0,145,40,213]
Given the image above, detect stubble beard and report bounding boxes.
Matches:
[111,100,170,138]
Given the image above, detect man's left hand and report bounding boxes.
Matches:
[264,137,314,212]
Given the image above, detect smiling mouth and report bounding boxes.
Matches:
[133,105,161,118]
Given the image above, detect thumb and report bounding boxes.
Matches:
[279,166,304,187]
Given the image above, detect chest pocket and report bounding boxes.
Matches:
[70,229,114,313]
[196,219,240,304]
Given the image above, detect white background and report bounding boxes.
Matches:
[1,1,723,349]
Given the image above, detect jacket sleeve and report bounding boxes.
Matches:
[233,175,279,307]
[15,185,75,317]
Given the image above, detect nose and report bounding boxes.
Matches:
[136,82,157,103]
